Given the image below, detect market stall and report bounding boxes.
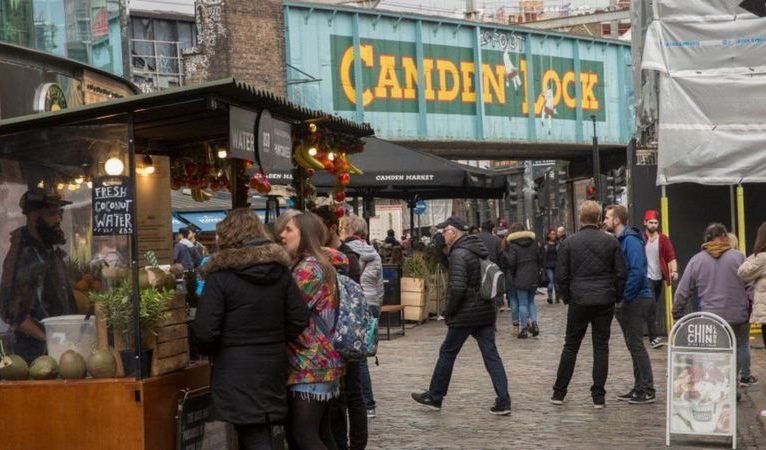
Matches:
[0,78,372,450]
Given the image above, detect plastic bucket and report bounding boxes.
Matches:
[40,315,97,362]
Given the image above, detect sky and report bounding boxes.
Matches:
[375,0,614,18]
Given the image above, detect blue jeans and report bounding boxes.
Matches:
[517,289,538,326]
[733,323,751,380]
[427,324,511,408]
[507,288,519,323]
[359,305,380,410]
[546,268,556,292]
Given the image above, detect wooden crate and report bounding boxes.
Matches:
[404,305,428,322]
[401,277,425,292]
[149,294,190,377]
[401,290,426,307]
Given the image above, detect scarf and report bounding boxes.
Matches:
[702,241,731,259]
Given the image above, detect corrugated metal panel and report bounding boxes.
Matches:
[285,2,632,147]
[128,0,194,17]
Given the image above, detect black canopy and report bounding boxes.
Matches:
[269,137,506,200]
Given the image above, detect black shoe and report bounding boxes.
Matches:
[592,396,606,409]
[547,298,553,304]
[490,404,511,415]
[628,391,656,405]
[531,322,540,337]
[411,392,442,410]
[616,389,636,401]
[550,392,565,405]
[740,376,759,387]
[517,329,529,339]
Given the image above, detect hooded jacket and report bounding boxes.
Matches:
[345,237,384,308]
[738,252,766,323]
[617,225,653,302]
[190,240,309,425]
[445,234,496,328]
[503,231,541,291]
[675,243,749,325]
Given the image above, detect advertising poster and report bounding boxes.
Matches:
[670,352,733,435]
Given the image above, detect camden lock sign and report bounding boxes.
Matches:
[330,35,605,121]
[667,312,736,448]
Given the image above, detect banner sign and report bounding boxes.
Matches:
[229,106,257,161]
[667,312,736,448]
[256,109,293,173]
[92,176,135,236]
[330,35,605,121]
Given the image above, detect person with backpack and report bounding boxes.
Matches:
[314,206,368,450]
[278,211,345,449]
[411,216,511,416]
[342,214,384,420]
[504,223,542,339]
[190,209,309,450]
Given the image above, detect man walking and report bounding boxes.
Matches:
[603,205,656,404]
[411,216,511,415]
[551,201,627,408]
[477,220,502,264]
[642,210,678,349]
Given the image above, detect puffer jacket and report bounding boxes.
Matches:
[191,240,309,425]
[445,234,495,328]
[738,252,766,323]
[556,225,627,305]
[617,226,654,302]
[344,237,384,308]
[503,231,541,290]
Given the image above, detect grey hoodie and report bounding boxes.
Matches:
[345,238,384,308]
[673,246,749,325]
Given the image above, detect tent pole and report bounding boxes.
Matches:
[737,185,746,253]
[409,199,415,239]
[730,186,736,234]
[661,185,673,335]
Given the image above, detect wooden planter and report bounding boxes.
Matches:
[401,276,428,323]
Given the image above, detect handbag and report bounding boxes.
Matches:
[538,268,549,287]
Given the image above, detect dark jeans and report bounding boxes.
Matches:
[553,303,614,398]
[235,424,273,450]
[427,324,511,408]
[331,361,367,450]
[648,279,663,340]
[615,298,655,395]
[359,305,380,411]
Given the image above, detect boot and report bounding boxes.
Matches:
[531,322,540,337]
[512,323,519,337]
[555,291,561,304]
[527,321,534,333]
[518,329,529,339]
[547,289,553,304]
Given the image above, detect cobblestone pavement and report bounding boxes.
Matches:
[367,294,766,449]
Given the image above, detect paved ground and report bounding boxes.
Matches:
[366,294,766,449]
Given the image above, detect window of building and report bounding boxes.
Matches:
[129,15,196,90]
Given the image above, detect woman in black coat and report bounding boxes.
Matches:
[191,208,309,450]
[504,224,542,339]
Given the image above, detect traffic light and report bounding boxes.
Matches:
[508,181,519,208]
[603,173,615,204]
[613,167,626,195]
[586,180,597,200]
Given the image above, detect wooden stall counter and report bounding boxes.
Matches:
[0,362,210,450]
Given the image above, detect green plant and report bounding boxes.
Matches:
[89,282,173,341]
[402,251,430,279]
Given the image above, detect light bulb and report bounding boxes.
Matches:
[86,181,93,189]
[74,176,84,184]
[104,157,124,176]
[309,123,317,133]
[142,154,154,175]
[67,183,78,191]
[308,147,318,157]
[56,183,65,191]
[144,165,156,175]
[37,180,45,188]
[217,148,228,159]
[328,152,335,161]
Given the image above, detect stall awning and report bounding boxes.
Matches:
[176,211,228,232]
[171,216,186,233]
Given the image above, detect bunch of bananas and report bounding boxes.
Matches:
[191,187,212,202]
[294,145,324,171]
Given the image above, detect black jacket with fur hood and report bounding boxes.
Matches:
[191,239,309,426]
[504,231,542,291]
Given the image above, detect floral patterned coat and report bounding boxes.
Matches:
[287,253,345,385]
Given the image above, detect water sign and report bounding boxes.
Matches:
[92,176,135,236]
[667,312,736,448]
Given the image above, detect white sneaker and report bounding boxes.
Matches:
[650,338,664,349]
[367,408,376,418]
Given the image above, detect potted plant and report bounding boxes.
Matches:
[89,282,174,376]
[400,251,430,322]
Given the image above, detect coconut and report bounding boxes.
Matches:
[59,350,87,379]
[87,349,117,378]
[29,355,58,380]
[0,354,29,380]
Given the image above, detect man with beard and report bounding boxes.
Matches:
[642,210,678,349]
[0,189,77,363]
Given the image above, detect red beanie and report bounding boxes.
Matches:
[644,210,659,221]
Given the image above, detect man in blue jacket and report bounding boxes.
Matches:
[604,204,656,404]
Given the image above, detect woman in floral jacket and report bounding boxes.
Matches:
[279,211,344,449]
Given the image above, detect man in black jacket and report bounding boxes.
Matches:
[412,216,511,415]
[551,201,627,408]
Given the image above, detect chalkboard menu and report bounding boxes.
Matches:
[92,176,135,236]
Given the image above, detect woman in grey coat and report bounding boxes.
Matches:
[343,214,384,418]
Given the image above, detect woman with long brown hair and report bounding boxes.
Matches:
[738,221,766,382]
[279,211,345,449]
[191,208,309,449]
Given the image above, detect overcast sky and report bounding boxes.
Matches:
[376,0,613,18]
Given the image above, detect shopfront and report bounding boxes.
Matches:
[0,78,372,449]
